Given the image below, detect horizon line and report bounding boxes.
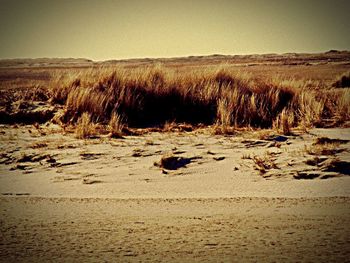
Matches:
[1,49,349,62]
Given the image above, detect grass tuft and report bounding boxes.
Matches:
[109,112,124,138]
[75,112,96,139]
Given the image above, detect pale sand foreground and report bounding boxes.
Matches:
[0,126,350,262]
[0,126,350,198]
[1,197,349,262]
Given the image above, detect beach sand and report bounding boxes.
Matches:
[0,125,350,262]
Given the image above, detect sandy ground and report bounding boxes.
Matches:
[1,125,350,198]
[0,125,350,262]
[1,197,349,262]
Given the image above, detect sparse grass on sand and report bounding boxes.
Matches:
[45,65,350,134]
[305,137,346,156]
[252,154,279,175]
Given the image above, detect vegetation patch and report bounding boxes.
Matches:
[252,155,279,174]
[154,154,201,170]
[332,72,350,88]
[48,66,350,133]
[314,137,349,145]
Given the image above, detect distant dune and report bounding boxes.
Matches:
[1,50,349,68]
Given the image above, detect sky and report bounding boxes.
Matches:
[0,0,349,60]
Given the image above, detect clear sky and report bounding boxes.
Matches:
[0,0,349,60]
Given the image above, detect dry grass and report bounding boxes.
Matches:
[42,65,350,133]
[241,153,252,160]
[75,112,96,139]
[108,112,124,138]
[252,155,279,174]
[273,109,294,135]
[304,136,349,157]
[332,71,350,88]
[305,141,345,156]
[314,137,349,145]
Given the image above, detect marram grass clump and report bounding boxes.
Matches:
[50,65,350,134]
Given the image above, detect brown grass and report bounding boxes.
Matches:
[273,109,294,135]
[108,112,124,138]
[45,65,350,133]
[305,141,345,156]
[75,112,96,139]
[252,155,279,174]
[332,71,350,88]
